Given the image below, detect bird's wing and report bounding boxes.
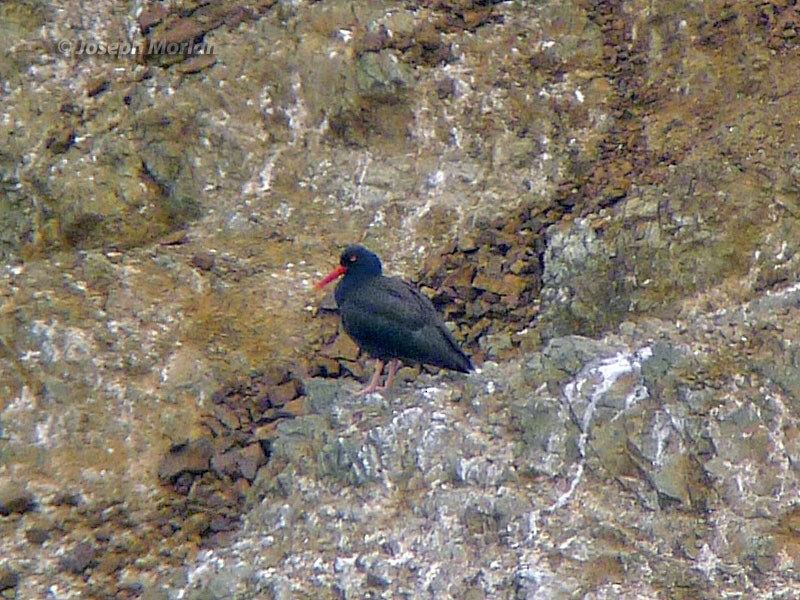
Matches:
[342,277,438,332]
[339,277,472,370]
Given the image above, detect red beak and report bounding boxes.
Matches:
[315,264,347,290]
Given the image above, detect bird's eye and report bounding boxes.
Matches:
[349,255,357,262]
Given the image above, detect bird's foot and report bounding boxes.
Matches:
[354,359,385,396]
[354,383,384,396]
[354,359,401,395]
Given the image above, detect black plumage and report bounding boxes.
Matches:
[316,245,473,393]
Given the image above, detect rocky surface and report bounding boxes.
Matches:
[178,294,800,598]
[1,0,800,598]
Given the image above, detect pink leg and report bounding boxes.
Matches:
[376,359,401,391]
[355,359,384,396]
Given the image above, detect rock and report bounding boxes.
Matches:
[356,50,414,101]
[321,331,360,361]
[60,541,97,574]
[436,76,457,99]
[190,252,215,271]
[0,482,34,515]
[25,528,50,545]
[53,492,83,507]
[139,4,169,34]
[213,404,241,430]
[442,265,475,289]
[269,380,299,407]
[479,331,513,357]
[472,272,529,298]
[254,422,281,442]
[211,443,266,482]
[261,366,291,387]
[45,125,75,154]
[176,54,217,74]
[365,561,392,588]
[86,77,109,98]
[307,356,340,377]
[151,16,206,48]
[117,581,144,598]
[158,439,213,483]
[210,450,239,479]
[183,512,212,538]
[278,397,306,418]
[237,444,267,482]
[0,567,18,592]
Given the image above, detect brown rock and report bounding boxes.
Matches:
[96,550,126,576]
[0,567,18,591]
[233,477,250,499]
[443,265,475,288]
[343,359,365,380]
[176,54,217,74]
[237,444,267,481]
[86,77,109,98]
[261,365,290,386]
[158,439,213,482]
[358,25,391,53]
[190,252,215,270]
[211,450,239,479]
[60,541,97,574]
[202,416,228,438]
[322,331,360,361]
[45,125,75,154]
[25,527,50,545]
[139,5,169,34]
[270,380,299,407]
[465,299,489,319]
[436,76,456,99]
[213,404,241,430]
[473,272,529,298]
[53,492,83,506]
[0,482,34,515]
[308,356,340,377]
[458,235,479,252]
[159,230,189,246]
[211,434,236,455]
[254,422,281,442]
[468,317,492,341]
[183,512,211,537]
[156,17,206,46]
[279,396,306,417]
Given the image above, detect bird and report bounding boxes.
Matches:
[316,244,474,395]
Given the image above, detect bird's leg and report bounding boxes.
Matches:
[355,359,385,396]
[376,359,401,391]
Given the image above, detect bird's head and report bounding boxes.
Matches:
[315,245,383,290]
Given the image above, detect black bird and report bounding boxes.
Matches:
[316,245,474,395]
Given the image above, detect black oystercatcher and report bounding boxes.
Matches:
[316,245,474,395]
